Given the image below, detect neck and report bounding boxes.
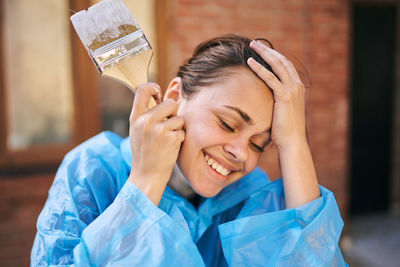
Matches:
[168,163,197,200]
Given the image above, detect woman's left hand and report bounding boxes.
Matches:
[247,40,307,151]
[248,40,320,208]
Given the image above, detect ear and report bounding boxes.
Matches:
[164,77,183,102]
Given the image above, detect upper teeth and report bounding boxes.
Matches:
[205,154,231,176]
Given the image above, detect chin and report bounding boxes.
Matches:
[189,178,225,198]
[184,170,247,198]
[193,186,221,198]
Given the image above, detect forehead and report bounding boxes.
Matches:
[191,67,274,119]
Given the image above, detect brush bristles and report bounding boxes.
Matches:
[70,0,139,52]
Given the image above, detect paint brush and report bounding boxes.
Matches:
[70,0,157,108]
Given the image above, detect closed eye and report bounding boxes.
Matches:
[218,118,235,132]
[219,117,268,153]
[249,141,264,153]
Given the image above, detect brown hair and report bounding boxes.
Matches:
[177,34,277,97]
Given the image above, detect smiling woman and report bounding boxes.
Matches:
[31,35,347,266]
[164,67,274,198]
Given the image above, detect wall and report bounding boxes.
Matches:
[162,0,350,218]
[0,173,54,266]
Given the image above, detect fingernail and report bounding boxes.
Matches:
[251,40,261,47]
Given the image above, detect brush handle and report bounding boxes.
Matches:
[102,49,157,108]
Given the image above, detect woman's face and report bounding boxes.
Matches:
[172,67,274,198]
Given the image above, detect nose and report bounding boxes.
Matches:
[223,137,248,162]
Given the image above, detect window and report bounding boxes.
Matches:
[0,0,100,170]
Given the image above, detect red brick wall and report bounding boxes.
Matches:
[307,0,349,218]
[163,0,350,217]
[0,173,54,266]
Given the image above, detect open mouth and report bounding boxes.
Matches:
[204,153,232,176]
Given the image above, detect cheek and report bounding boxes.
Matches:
[177,114,213,167]
[244,153,261,174]
[182,114,221,149]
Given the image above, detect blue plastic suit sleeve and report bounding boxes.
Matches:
[30,132,205,266]
[218,179,348,267]
[73,181,205,266]
[31,132,127,266]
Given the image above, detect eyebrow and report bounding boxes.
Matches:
[223,105,254,125]
[222,105,272,133]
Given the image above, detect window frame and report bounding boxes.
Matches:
[0,0,100,171]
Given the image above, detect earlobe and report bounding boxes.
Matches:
[164,77,183,102]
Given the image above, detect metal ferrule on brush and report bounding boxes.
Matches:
[90,30,152,74]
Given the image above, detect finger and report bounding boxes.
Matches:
[173,129,185,144]
[247,57,283,93]
[159,115,184,131]
[286,59,303,84]
[265,50,303,86]
[147,99,179,122]
[131,83,162,119]
[164,128,185,147]
[250,40,292,84]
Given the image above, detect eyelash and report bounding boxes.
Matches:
[250,141,265,153]
[218,118,235,132]
[218,118,265,153]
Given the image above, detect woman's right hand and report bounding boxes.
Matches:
[127,83,185,205]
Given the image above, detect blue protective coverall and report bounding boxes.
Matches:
[31,131,347,266]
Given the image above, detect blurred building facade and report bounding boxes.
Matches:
[0,0,399,266]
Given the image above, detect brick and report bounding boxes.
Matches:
[0,173,53,266]
[162,0,350,218]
